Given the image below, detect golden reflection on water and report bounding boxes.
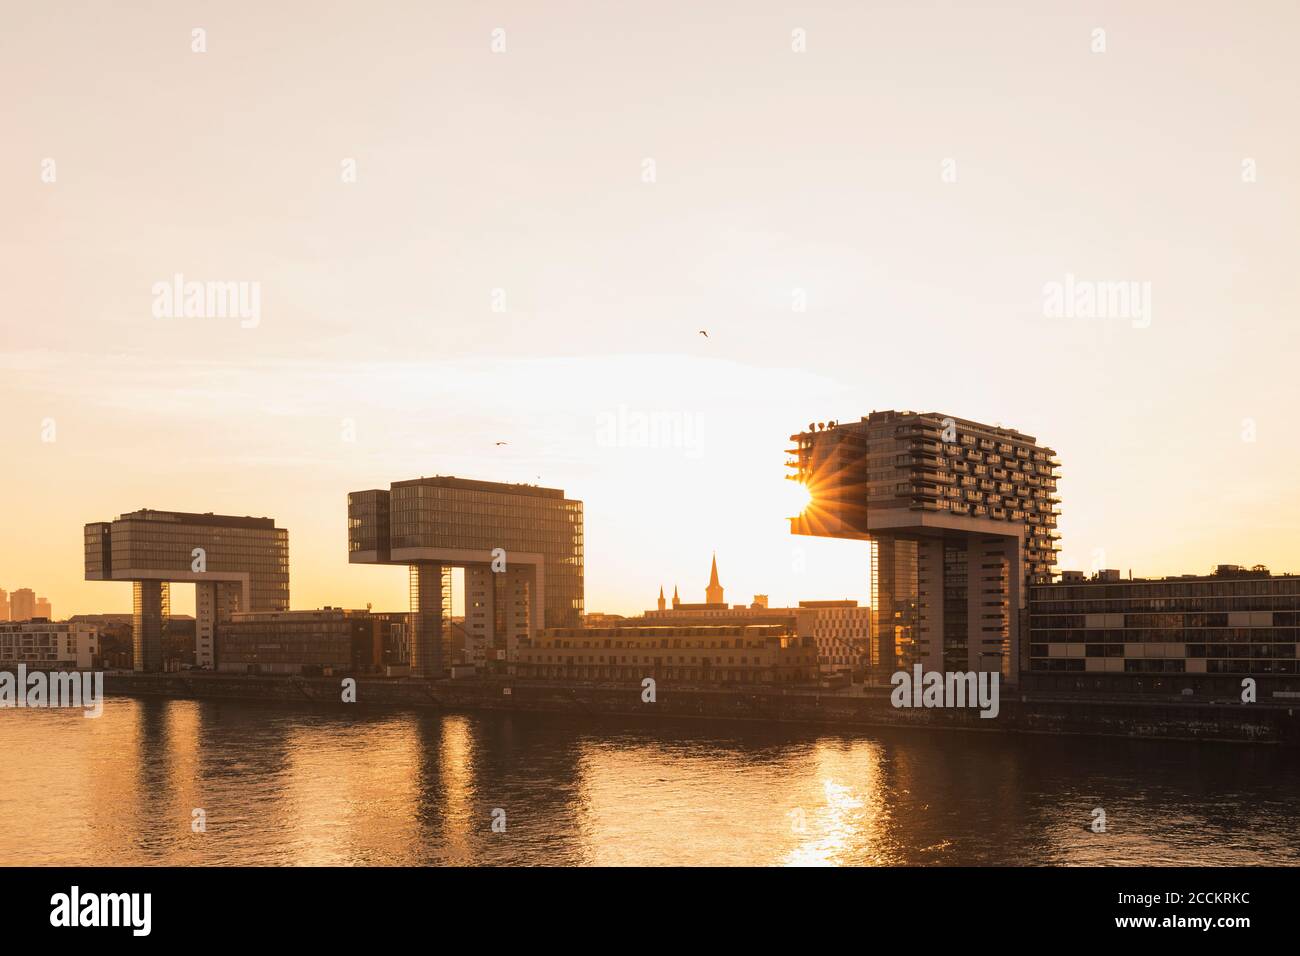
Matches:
[2,697,1299,866]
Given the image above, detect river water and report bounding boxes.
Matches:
[1,697,1296,866]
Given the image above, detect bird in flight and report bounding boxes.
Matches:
[495,441,508,446]
[698,330,708,338]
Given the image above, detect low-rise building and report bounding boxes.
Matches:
[217,608,385,676]
[1028,564,1300,697]
[0,620,98,669]
[515,623,818,685]
[641,569,871,676]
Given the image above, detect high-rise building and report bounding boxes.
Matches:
[348,476,584,678]
[84,509,289,672]
[0,588,8,621]
[34,597,52,620]
[788,410,1061,681]
[9,588,36,622]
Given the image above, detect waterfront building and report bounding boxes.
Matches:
[8,588,36,622]
[1028,564,1300,697]
[788,411,1060,681]
[644,557,870,674]
[348,476,584,678]
[216,608,390,676]
[84,509,289,672]
[0,620,98,669]
[515,623,818,685]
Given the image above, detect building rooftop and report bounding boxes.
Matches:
[113,509,279,530]
[374,475,568,500]
[1045,564,1297,586]
[790,409,1051,452]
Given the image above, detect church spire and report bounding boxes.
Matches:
[657,585,666,612]
[706,552,724,605]
[672,584,680,609]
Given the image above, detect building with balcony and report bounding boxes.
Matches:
[0,620,98,670]
[788,410,1061,681]
[84,509,289,672]
[515,623,818,685]
[1028,564,1300,698]
[348,476,584,678]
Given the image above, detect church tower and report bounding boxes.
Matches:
[672,585,680,609]
[657,585,666,612]
[706,553,724,605]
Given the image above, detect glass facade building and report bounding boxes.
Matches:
[84,509,289,672]
[348,476,584,678]
[1028,566,1300,696]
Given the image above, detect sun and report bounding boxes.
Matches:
[780,478,813,518]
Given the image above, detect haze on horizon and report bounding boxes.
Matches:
[3,1,1298,619]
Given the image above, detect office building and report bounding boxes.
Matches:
[85,509,289,672]
[217,608,384,676]
[1028,564,1300,697]
[0,588,8,621]
[34,597,52,620]
[0,621,98,669]
[516,623,818,685]
[348,476,584,678]
[9,588,36,622]
[789,411,1060,680]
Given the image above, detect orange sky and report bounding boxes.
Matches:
[3,1,1298,618]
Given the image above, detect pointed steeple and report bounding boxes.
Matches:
[657,585,666,612]
[672,584,680,609]
[706,552,724,605]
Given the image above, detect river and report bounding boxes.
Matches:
[1,697,1296,866]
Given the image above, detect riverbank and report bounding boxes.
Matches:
[98,672,1300,745]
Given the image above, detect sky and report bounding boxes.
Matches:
[3,0,1298,619]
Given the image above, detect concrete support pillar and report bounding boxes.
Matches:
[409,564,445,678]
[132,580,165,673]
[196,581,242,669]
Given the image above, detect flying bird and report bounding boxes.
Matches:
[698,329,709,338]
[495,441,508,446]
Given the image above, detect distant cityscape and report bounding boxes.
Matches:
[0,588,53,623]
[5,408,1300,704]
